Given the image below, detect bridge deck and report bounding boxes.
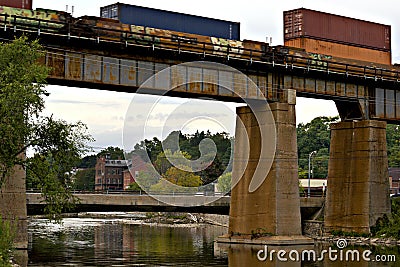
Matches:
[26,192,324,216]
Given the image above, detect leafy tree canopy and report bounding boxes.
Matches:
[132,130,232,188]
[217,172,232,193]
[297,116,339,178]
[387,124,400,167]
[1,37,93,221]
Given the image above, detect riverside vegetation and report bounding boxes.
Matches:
[0,36,93,265]
[0,217,15,267]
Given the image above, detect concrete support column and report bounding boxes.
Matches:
[325,120,390,234]
[221,101,310,244]
[0,162,28,249]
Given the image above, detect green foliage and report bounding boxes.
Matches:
[217,172,232,193]
[0,217,15,266]
[134,164,160,191]
[73,168,95,191]
[25,117,92,221]
[387,124,400,167]
[164,166,202,187]
[77,155,97,169]
[132,137,162,163]
[127,182,142,191]
[297,116,339,178]
[132,130,232,188]
[150,166,202,193]
[27,154,79,222]
[0,36,48,186]
[153,150,174,175]
[371,198,400,239]
[97,146,124,160]
[0,37,93,222]
[299,181,305,195]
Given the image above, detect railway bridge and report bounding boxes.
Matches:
[1,14,397,246]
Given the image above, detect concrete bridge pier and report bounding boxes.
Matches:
[218,98,312,245]
[0,162,28,249]
[325,120,390,234]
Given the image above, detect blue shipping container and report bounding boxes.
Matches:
[100,3,240,40]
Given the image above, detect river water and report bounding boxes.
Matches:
[26,215,400,266]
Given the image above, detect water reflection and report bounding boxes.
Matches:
[27,217,400,266]
[216,242,399,267]
[28,218,228,266]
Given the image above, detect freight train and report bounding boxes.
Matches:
[1,5,399,81]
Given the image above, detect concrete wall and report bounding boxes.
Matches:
[325,120,390,234]
[229,102,302,236]
[0,163,27,249]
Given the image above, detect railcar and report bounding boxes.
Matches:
[0,5,71,32]
[1,5,399,81]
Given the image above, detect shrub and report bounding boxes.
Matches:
[0,217,15,267]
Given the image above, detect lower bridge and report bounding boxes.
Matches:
[26,192,324,219]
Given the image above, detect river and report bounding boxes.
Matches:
[25,214,400,266]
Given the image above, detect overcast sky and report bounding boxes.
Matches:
[31,0,400,152]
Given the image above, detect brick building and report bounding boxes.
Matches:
[130,154,148,181]
[389,167,400,194]
[94,155,132,191]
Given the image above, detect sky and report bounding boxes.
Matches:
[31,0,400,153]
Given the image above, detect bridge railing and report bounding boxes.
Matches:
[2,13,400,84]
[26,188,229,196]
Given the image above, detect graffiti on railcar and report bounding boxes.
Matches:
[128,25,161,45]
[0,6,68,29]
[308,52,332,70]
[211,37,244,56]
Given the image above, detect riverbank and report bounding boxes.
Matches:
[304,220,400,247]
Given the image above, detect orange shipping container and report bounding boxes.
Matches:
[284,8,391,51]
[284,37,391,65]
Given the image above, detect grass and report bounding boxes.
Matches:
[0,217,15,267]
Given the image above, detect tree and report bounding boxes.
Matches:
[150,166,202,193]
[163,166,202,188]
[97,146,124,160]
[153,150,173,175]
[297,116,339,178]
[387,124,400,167]
[0,36,48,185]
[73,168,95,191]
[134,164,160,191]
[217,172,232,193]
[77,155,97,169]
[127,182,142,191]
[132,137,162,163]
[0,37,93,221]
